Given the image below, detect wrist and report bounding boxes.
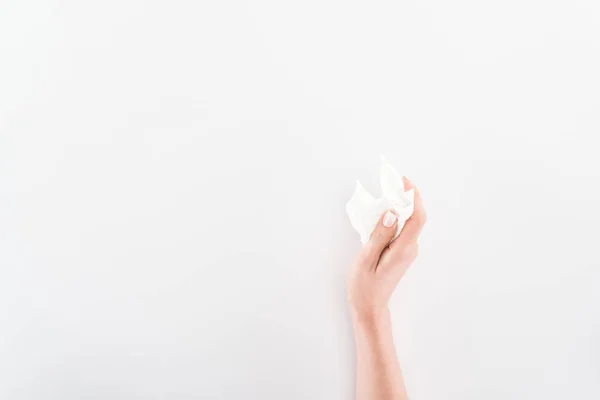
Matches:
[351,306,391,330]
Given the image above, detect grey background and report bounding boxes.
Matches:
[2,0,600,399]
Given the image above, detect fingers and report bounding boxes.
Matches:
[359,210,398,268]
[375,178,425,274]
[390,177,426,249]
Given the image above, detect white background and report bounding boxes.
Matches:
[1,1,600,399]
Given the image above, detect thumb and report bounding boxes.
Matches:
[360,210,398,267]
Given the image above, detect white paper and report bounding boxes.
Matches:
[346,157,415,244]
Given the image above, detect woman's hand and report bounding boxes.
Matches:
[347,177,426,321]
[348,177,426,400]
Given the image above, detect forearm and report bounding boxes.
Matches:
[352,309,408,400]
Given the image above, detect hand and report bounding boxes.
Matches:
[347,177,426,321]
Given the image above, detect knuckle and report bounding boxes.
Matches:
[355,251,370,266]
[371,230,386,243]
[353,252,362,264]
[370,226,392,244]
[354,252,377,272]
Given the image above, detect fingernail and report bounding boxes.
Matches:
[383,211,397,227]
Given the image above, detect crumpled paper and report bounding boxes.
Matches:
[346,157,415,244]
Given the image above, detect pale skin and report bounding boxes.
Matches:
[348,177,426,400]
